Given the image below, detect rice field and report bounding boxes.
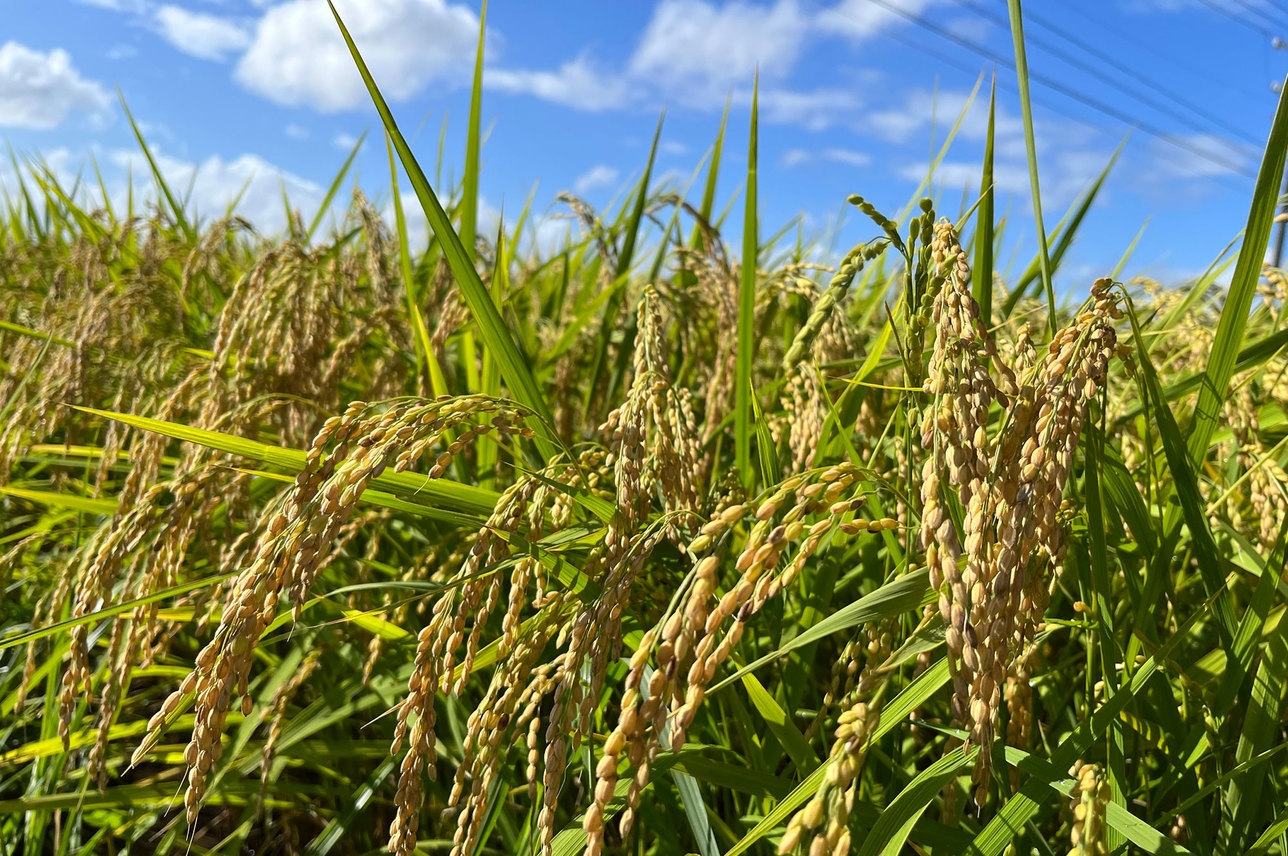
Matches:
[4,5,1288,856]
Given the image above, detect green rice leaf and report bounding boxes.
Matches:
[72,406,498,519]
[0,485,115,517]
[328,1,557,462]
[740,673,818,774]
[1186,78,1288,468]
[711,570,933,693]
[1005,0,1056,333]
[735,74,760,488]
[972,75,996,324]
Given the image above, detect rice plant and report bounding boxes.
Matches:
[4,4,1288,856]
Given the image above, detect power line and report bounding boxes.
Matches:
[860,0,1256,178]
[876,24,1091,155]
[881,21,1145,146]
[1193,0,1280,39]
[881,24,1013,91]
[1057,2,1248,95]
[958,0,1263,147]
[1228,0,1288,35]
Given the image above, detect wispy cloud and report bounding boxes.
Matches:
[628,0,809,88]
[75,0,150,12]
[334,132,362,150]
[478,0,925,128]
[822,147,871,166]
[572,164,621,193]
[753,87,861,130]
[815,0,938,39]
[783,147,871,167]
[783,148,811,167]
[1143,133,1254,178]
[487,57,631,111]
[154,6,252,61]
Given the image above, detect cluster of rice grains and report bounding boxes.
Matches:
[1067,762,1112,856]
[584,465,899,856]
[777,621,895,856]
[917,220,1122,806]
[8,196,421,810]
[132,396,534,826]
[389,288,705,856]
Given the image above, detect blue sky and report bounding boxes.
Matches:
[3,0,1286,289]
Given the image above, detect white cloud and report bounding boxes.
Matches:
[573,165,620,193]
[0,42,112,129]
[903,160,1031,196]
[782,147,871,168]
[1145,133,1253,179]
[652,167,692,190]
[868,87,1084,169]
[0,148,79,198]
[334,131,362,150]
[155,6,251,61]
[943,14,992,43]
[110,147,325,232]
[816,0,936,40]
[1121,0,1191,11]
[135,119,173,142]
[528,214,574,256]
[285,123,309,139]
[866,88,1104,165]
[76,0,150,12]
[823,147,870,166]
[474,195,572,257]
[661,140,688,155]
[872,85,1122,211]
[487,53,850,126]
[106,44,138,60]
[487,57,631,111]
[783,148,811,167]
[235,0,479,112]
[308,0,920,133]
[2,145,329,237]
[452,0,946,128]
[478,1,897,126]
[756,86,861,130]
[629,0,809,88]
[868,88,1017,143]
[235,0,479,111]
[907,146,1115,211]
[382,189,430,248]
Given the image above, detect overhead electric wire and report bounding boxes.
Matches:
[1193,0,1280,40]
[880,23,1097,141]
[1058,2,1248,94]
[877,23,1084,160]
[881,21,1198,154]
[861,0,1257,179]
[1228,0,1288,35]
[953,0,1261,147]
